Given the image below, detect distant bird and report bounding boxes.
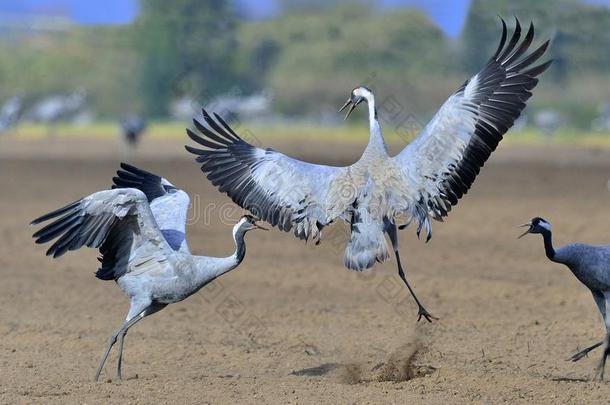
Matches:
[533,109,562,135]
[0,95,23,133]
[186,18,551,322]
[28,89,87,136]
[31,163,266,381]
[120,115,147,147]
[519,217,610,381]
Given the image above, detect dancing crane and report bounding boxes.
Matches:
[519,217,610,381]
[185,18,551,322]
[31,163,266,381]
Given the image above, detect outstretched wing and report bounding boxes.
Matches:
[112,163,191,252]
[31,188,172,281]
[112,162,169,202]
[393,18,551,239]
[185,109,345,241]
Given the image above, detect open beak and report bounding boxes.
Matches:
[339,98,357,120]
[252,220,268,231]
[517,223,532,239]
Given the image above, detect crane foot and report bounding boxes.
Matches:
[568,341,603,362]
[417,305,438,323]
[570,350,590,362]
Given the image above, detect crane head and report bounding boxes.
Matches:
[518,217,551,238]
[339,86,373,120]
[237,214,268,232]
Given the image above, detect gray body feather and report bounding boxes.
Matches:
[554,244,610,292]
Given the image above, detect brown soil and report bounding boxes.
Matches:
[2,137,610,404]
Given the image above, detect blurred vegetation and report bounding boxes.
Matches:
[461,0,610,128]
[0,25,140,117]
[0,0,609,128]
[236,4,453,117]
[135,0,238,117]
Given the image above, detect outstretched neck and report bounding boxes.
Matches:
[366,93,378,125]
[225,229,247,273]
[541,229,556,261]
[195,228,247,283]
[363,93,388,156]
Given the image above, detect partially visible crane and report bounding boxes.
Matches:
[0,95,23,134]
[186,18,551,321]
[28,89,87,136]
[120,115,147,148]
[31,163,267,381]
[519,217,610,381]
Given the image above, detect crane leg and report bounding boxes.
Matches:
[595,335,610,381]
[115,314,146,380]
[94,301,151,382]
[385,220,437,322]
[116,302,165,380]
[570,341,603,362]
[95,324,125,382]
[594,295,610,381]
[394,249,438,322]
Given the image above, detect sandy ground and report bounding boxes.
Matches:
[2,136,610,404]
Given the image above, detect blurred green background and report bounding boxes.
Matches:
[1,0,610,142]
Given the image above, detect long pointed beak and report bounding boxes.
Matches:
[253,222,268,231]
[339,99,356,120]
[517,223,531,239]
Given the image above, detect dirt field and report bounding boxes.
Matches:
[2,136,610,404]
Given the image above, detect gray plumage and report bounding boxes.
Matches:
[519,217,610,380]
[120,116,147,147]
[0,95,23,133]
[186,18,550,322]
[31,163,266,381]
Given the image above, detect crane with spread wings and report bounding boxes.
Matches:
[185,18,551,322]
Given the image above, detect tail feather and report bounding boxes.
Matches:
[344,217,389,271]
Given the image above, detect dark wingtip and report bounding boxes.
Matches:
[30,200,80,226]
[491,17,508,60]
[201,108,212,119]
[185,144,203,155]
[512,15,521,31]
[186,127,205,145]
[30,217,45,226]
[524,59,553,77]
[120,162,134,171]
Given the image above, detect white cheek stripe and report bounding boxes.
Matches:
[539,221,551,231]
[233,218,246,238]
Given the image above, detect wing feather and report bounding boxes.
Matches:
[185,109,345,240]
[393,18,551,238]
[111,163,191,253]
[31,188,171,280]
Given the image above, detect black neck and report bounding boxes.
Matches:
[233,229,247,266]
[542,229,556,260]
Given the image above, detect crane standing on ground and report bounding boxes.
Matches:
[31,163,267,381]
[185,18,551,322]
[120,115,147,148]
[519,217,610,381]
